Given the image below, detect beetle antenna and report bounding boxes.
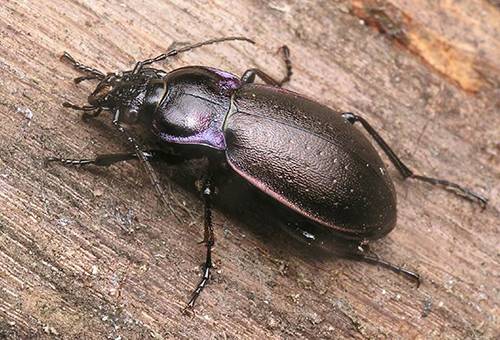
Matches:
[61,52,106,80]
[132,36,255,74]
[111,111,182,222]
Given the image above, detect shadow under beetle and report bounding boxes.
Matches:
[47,36,488,311]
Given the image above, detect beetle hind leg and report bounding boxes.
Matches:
[342,112,488,207]
[356,251,421,287]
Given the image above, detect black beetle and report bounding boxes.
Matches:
[48,36,487,310]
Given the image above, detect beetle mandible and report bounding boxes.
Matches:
[47,36,488,311]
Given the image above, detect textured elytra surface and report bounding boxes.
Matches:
[226,84,397,238]
[0,0,499,339]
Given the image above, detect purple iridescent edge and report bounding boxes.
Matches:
[156,67,242,150]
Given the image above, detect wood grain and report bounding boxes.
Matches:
[0,0,498,339]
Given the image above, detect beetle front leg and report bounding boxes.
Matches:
[184,176,215,312]
[111,118,185,221]
[342,112,488,207]
[241,45,292,86]
[46,150,184,167]
[47,148,185,222]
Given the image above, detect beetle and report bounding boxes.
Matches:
[47,36,487,310]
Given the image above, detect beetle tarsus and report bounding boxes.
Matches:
[185,177,215,310]
[409,174,488,208]
[277,45,292,86]
[342,112,488,207]
[45,157,95,167]
[358,252,421,287]
[47,150,185,168]
[46,153,137,167]
[241,45,293,86]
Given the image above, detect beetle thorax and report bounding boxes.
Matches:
[150,66,241,150]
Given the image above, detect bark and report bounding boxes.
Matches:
[0,1,498,339]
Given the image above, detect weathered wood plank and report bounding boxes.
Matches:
[0,0,498,338]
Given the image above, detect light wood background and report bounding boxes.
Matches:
[0,1,498,339]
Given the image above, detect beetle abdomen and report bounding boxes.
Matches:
[224,84,396,240]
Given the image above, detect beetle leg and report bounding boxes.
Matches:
[241,45,293,86]
[46,150,184,167]
[184,177,215,311]
[109,116,183,222]
[342,112,488,207]
[356,252,421,287]
[46,145,184,222]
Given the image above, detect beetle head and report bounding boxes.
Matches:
[87,68,167,125]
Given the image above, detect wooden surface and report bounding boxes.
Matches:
[0,0,499,339]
